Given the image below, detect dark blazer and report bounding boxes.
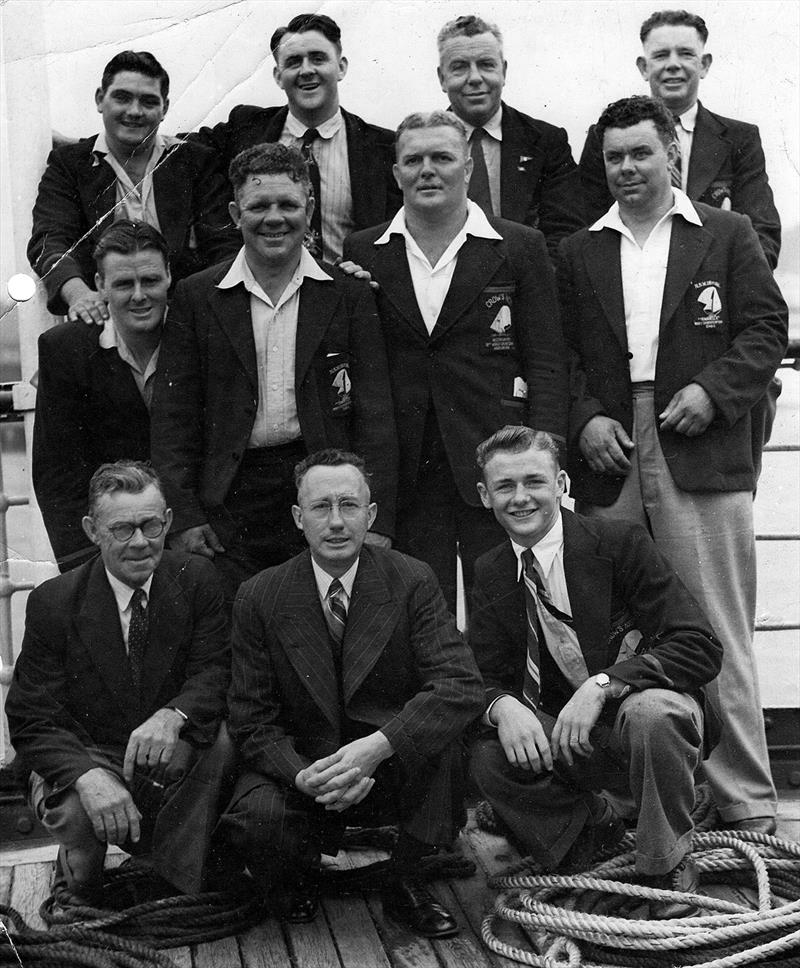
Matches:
[579,102,782,269]
[27,137,240,315]
[469,509,722,741]
[228,545,483,786]
[558,204,788,506]
[191,104,401,235]
[32,321,151,570]
[493,102,586,257]
[150,259,398,537]
[343,217,569,508]
[6,551,229,794]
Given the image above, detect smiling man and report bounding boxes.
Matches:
[579,10,781,268]
[343,110,567,614]
[192,13,400,264]
[28,50,237,324]
[559,96,788,836]
[220,448,482,934]
[436,14,585,259]
[468,426,722,916]
[150,143,397,603]
[33,220,171,571]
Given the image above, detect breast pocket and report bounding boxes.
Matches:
[477,285,518,356]
[323,352,352,418]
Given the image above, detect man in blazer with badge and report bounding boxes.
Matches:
[468,427,722,915]
[559,96,787,836]
[579,10,781,270]
[436,14,585,261]
[6,461,231,903]
[219,448,483,934]
[343,110,568,613]
[151,143,397,602]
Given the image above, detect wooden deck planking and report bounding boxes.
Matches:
[239,919,293,968]
[9,860,52,932]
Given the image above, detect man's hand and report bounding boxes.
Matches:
[123,707,186,783]
[74,767,141,844]
[579,416,634,475]
[335,259,379,290]
[659,383,715,436]
[295,732,393,811]
[364,532,392,550]
[60,279,109,326]
[550,679,606,767]
[491,696,553,773]
[170,524,225,559]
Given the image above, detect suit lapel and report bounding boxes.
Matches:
[295,277,341,385]
[140,561,187,701]
[341,549,397,703]
[152,146,186,252]
[500,104,537,223]
[562,512,612,673]
[430,235,504,341]
[263,107,289,142]
[207,277,258,392]
[371,235,429,341]
[344,109,378,228]
[659,216,712,335]
[686,104,728,201]
[84,150,119,238]
[92,343,150,421]
[584,229,627,353]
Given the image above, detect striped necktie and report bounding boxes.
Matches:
[301,127,324,258]
[520,549,543,709]
[669,117,683,189]
[324,578,347,651]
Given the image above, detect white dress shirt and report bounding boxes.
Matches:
[375,200,502,334]
[217,246,333,447]
[105,570,153,651]
[93,132,175,229]
[459,105,503,216]
[589,189,703,381]
[99,316,160,411]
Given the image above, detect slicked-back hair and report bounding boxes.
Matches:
[100,50,169,100]
[640,9,709,44]
[93,220,169,279]
[294,449,370,494]
[395,110,468,157]
[596,95,676,150]
[228,143,312,200]
[437,14,503,52]
[271,13,342,59]
[476,426,561,478]
[87,461,165,517]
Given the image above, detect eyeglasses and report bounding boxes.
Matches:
[301,500,370,520]
[106,518,167,542]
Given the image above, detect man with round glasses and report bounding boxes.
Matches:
[7,461,231,905]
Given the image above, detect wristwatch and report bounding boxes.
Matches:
[594,673,611,689]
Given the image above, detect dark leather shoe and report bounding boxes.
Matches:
[723,816,777,836]
[279,873,319,924]
[652,853,700,919]
[382,878,459,938]
[559,798,627,873]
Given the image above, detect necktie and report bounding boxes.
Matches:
[520,549,543,710]
[128,588,148,697]
[301,128,324,258]
[324,578,347,653]
[467,127,493,215]
[669,117,683,189]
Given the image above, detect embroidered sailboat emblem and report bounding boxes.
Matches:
[333,369,351,396]
[490,306,512,334]
[698,286,721,314]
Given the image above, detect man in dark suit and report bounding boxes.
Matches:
[343,110,568,613]
[150,143,397,602]
[191,13,400,264]
[469,427,722,916]
[27,50,237,324]
[6,461,230,903]
[219,448,483,935]
[560,97,788,835]
[33,221,169,572]
[579,9,781,269]
[436,14,585,259]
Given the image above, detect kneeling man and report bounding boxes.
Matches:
[220,449,483,936]
[468,427,722,916]
[7,461,230,902]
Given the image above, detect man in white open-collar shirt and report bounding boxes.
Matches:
[344,110,568,615]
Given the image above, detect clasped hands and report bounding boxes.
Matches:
[295,731,393,812]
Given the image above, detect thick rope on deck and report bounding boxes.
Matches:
[480,830,800,968]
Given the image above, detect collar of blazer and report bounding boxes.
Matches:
[499,101,542,221]
[687,102,730,201]
[271,547,398,725]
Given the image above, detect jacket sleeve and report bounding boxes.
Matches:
[187,143,241,267]
[578,124,613,227]
[729,124,781,270]
[533,126,586,259]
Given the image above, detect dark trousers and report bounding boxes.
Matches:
[217,741,467,889]
[209,442,307,603]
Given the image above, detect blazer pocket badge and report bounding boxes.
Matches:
[481,286,516,354]
[518,155,534,170]
[326,353,352,416]
[693,281,724,329]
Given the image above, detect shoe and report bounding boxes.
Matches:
[723,817,777,836]
[278,873,319,924]
[382,877,459,938]
[652,853,700,919]
[558,797,627,873]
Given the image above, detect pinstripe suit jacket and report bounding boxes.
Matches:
[227,546,484,787]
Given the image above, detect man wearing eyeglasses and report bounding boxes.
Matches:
[6,460,231,906]
[220,448,483,936]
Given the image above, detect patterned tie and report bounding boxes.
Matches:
[301,127,324,258]
[323,578,347,653]
[520,549,543,710]
[128,588,148,698]
[467,127,493,215]
[669,117,683,189]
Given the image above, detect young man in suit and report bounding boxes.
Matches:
[436,14,585,260]
[219,449,483,934]
[33,220,170,571]
[579,9,781,269]
[6,461,231,903]
[343,110,568,614]
[469,426,722,916]
[150,143,397,602]
[191,13,400,264]
[560,96,788,835]
[27,50,237,324]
